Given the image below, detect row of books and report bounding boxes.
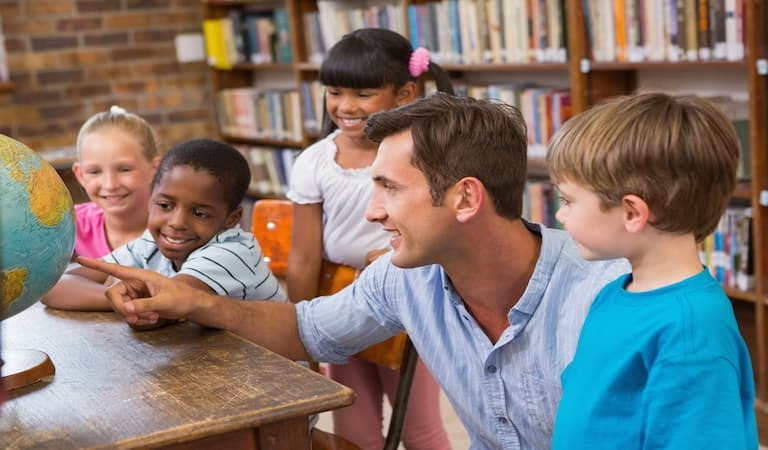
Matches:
[217,88,302,143]
[523,180,560,229]
[450,82,572,158]
[236,145,301,199]
[699,204,754,291]
[300,80,326,134]
[301,78,572,156]
[585,0,745,63]
[705,95,750,180]
[203,8,292,69]
[303,0,406,64]
[409,0,566,65]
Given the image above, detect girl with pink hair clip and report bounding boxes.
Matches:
[286,28,454,449]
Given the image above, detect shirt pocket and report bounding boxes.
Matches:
[520,372,562,438]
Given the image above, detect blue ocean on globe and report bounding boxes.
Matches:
[0,135,75,318]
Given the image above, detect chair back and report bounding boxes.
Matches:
[250,199,293,278]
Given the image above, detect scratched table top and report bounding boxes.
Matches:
[0,302,354,449]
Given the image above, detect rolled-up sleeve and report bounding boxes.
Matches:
[296,257,404,363]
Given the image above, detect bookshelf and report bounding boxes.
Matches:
[203,0,768,440]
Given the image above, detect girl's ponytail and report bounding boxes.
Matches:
[409,47,454,95]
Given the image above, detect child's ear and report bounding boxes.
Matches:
[72,162,85,185]
[621,194,650,234]
[224,205,243,229]
[396,81,418,106]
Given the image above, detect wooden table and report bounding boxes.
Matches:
[0,303,355,449]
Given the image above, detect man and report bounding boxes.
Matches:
[81,93,628,450]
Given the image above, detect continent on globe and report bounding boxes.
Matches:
[0,269,27,312]
[0,134,75,318]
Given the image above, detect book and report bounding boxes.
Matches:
[203,18,233,69]
[273,8,293,63]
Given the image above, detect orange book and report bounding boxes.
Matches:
[613,0,626,61]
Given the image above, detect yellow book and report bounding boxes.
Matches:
[203,18,232,69]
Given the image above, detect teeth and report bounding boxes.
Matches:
[340,118,363,125]
[165,237,186,244]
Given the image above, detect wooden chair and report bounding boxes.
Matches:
[250,199,419,450]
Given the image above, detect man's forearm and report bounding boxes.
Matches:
[187,293,312,361]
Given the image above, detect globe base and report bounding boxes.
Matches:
[2,349,55,390]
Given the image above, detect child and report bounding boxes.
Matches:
[72,106,160,258]
[43,138,283,312]
[547,93,757,449]
[286,29,452,449]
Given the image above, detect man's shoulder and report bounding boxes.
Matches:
[541,226,629,282]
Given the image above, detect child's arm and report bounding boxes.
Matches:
[172,274,215,293]
[41,263,112,311]
[286,203,324,303]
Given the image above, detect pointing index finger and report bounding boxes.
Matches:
[76,257,151,281]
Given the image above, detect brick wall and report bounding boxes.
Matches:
[0,0,215,155]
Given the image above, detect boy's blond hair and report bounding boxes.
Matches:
[547,92,739,242]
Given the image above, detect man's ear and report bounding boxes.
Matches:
[396,81,418,106]
[621,194,650,234]
[224,205,243,229]
[452,177,484,223]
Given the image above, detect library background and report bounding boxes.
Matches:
[1,0,768,444]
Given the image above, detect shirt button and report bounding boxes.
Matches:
[498,417,508,424]
[487,365,497,374]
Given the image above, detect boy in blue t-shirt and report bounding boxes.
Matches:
[547,93,757,449]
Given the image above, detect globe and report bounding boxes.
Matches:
[0,134,75,318]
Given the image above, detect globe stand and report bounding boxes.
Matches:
[2,349,55,390]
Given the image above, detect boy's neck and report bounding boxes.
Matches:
[625,232,703,292]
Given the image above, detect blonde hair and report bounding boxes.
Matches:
[76,105,158,161]
[547,92,739,242]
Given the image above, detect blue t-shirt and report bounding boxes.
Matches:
[553,269,757,450]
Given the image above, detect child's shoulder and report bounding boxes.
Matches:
[75,201,103,217]
[193,227,257,255]
[299,133,338,157]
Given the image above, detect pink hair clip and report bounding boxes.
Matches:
[409,47,430,78]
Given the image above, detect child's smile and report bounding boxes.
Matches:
[148,165,240,270]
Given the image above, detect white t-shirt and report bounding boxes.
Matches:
[287,131,390,269]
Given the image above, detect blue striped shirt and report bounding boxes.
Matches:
[296,222,629,449]
[106,227,284,301]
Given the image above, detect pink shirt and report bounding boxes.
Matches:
[74,202,111,258]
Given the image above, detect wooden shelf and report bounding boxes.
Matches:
[0,81,14,93]
[587,60,748,71]
[228,62,295,71]
[726,287,763,305]
[220,132,304,148]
